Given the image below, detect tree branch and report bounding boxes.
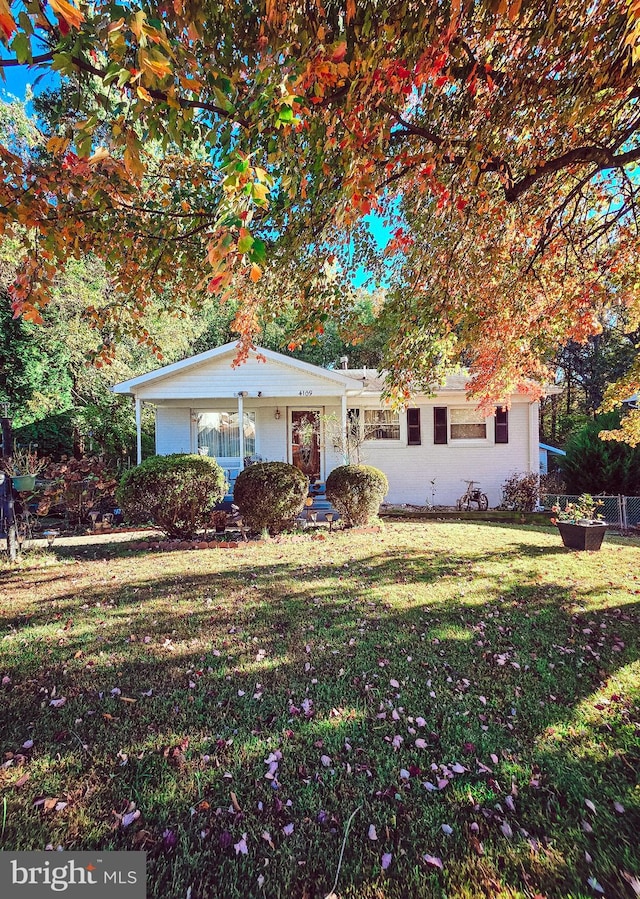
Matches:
[505,145,640,201]
[0,52,54,67]
[68,55,251,128]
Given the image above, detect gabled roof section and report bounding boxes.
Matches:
[111,342,360,395]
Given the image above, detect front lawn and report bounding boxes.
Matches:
[1,522,638,899]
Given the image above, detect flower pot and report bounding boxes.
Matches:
[557,521,607,551]
[12,475,36,492]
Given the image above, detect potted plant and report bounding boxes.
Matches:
[551,494,607,551]
[3,446,46,492]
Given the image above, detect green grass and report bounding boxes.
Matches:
[1,522,639,899]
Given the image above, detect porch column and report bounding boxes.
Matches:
[340,393,347,440]
[237,393,245,469]
[341,393,348,463]
[135,395,142,465]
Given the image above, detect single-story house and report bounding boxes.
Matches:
[112,342,556,508]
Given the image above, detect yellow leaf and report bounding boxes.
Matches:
[46,136,70,155]
[49,0,84,29]
[250,264,262,283]
[137,85,152,102]
[88,146,109,165]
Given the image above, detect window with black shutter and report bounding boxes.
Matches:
[495,407,509,443]
[407,408,421,445]
[433,407,448,444]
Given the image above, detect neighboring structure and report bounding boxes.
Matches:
[539,442,566,475]
[112,342,550,508]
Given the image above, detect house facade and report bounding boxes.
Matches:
[112,342,543,508]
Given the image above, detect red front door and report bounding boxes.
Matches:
[291,411,321,480]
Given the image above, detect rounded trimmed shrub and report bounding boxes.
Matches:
[116,453,226,538]
[233,462,308,534]
[326,464,388,526]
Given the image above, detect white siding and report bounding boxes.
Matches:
[344,401,535,507]
[155,407,192,455]
[136,352,345,401]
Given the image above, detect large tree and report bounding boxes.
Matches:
[0,1,638,436]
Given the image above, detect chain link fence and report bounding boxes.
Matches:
[541,494,640,531]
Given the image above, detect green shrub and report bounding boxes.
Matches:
[561,412,640,495]
[325,464,388,526]
[116,454,226,538]
[233,462,308,534]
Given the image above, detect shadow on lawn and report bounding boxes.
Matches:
[1,543,638,899]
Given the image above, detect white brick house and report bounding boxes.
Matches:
[112,342,546,508]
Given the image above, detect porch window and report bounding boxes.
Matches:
[197,411,256,457]
[450,408,487,440]
[363,409,400,440]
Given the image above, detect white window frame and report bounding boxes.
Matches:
[448,406,491,445]
[348,407,402,443]
[194,409,256,459]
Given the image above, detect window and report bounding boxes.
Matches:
[407,408,421,445]
[197,411,256,457]
[347,407,360,438]
[450,408,487,440]
[495,407,509,443]
[363,409,400,440]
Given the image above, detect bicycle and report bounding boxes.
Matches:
[456,480,489,511]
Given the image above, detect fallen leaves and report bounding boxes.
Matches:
[234,833,248,855]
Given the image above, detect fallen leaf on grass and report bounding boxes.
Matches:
[34,797,65,814]
[587,877,605,894]
[234,833,248,855]
[122,809,141,828]
[584,799,597,814]
[423,854,443,870]
[262,831,274,849]
[381,852,392,870]
[368,824,378,840]
[49,698,66,708]
[282,823,294,836]
[230,792,242,813]
[622,871,640,896]
[14,773,30,789]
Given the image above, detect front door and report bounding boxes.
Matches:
[291,411,321,480]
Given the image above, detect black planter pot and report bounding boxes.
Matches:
[557,521,607,551]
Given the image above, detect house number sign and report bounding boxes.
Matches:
[298,390,313,396]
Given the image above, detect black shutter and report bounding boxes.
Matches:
[495,407,509,443]
[434,407,448,444]
[407,408,421,445]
